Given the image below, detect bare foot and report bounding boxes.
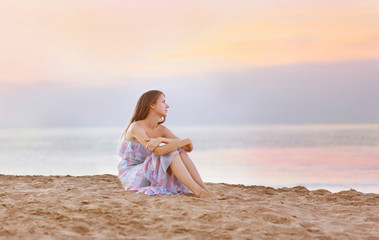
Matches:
[201,185,227,200]
[198,190,217,199]
[198,190,227,200]
[206,188,228,200]
[216,194,227,200]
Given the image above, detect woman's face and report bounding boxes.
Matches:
[152,94,169,116]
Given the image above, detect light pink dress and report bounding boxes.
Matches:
[117,140,192,195]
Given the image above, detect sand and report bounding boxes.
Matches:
[0,174,378,240]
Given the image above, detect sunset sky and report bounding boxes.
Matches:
[0,0,378,127]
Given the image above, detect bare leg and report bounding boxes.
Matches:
[179,151,227,200]
[179,150,211,192]
[170,153,217,199]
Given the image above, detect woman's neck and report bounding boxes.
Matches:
[143,113,162,130]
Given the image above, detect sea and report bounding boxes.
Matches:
[1,124,378,193]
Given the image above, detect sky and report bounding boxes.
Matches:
[0,0,378,127]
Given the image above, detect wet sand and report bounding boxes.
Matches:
[0,174,378,239]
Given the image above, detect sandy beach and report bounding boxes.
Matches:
[0,174,378,240]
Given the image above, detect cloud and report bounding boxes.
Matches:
[0,0,378,83]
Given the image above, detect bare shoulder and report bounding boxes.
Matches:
[129,121,145,133]
[159,124,169,133]
[159,124,168,130]
[131,121,145,128]
[160,124,179,138]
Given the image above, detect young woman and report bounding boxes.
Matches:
[118,90,224,199]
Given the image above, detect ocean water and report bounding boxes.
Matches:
[0,124,378,193]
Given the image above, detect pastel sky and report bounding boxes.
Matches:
[0,0,378,127]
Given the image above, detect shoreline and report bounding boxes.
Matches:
[1,174,378,239]
[1,174,377,194]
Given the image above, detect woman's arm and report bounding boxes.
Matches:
[162,126,193,152]
[154,139,192,156]
[130,123,191,156]
[160,137,176,143]
[144,137,164,152]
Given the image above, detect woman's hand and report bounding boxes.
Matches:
[145,137,162,152]
[182,144,193,152]
[180,138,193,152]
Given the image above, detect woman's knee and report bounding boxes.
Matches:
[179,150,188,157]
[173,152,183,162]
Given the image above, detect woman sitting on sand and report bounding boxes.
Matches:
[118,90,223,199]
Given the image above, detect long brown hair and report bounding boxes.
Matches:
[121,90,165,140]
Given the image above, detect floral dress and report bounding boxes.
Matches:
[117,140,192,195]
